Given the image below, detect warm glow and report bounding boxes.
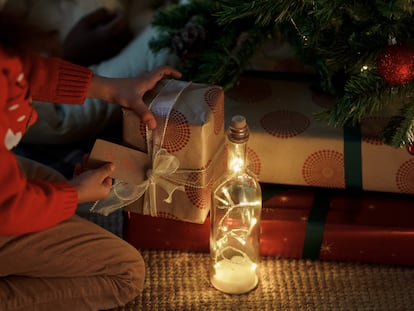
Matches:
[228,143,246,174]
[210,123,261,295]
[211,255,258,294]
[280,196,288,202]
[229,157,244,173]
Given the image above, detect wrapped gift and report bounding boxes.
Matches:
[124,183,414,266]
[88,79,225,224]
[259,184,414,265]
[225,75,414,194]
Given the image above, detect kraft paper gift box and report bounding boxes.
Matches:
[124,183,414,266]
[88,79,225,224]
[224,75,414,195]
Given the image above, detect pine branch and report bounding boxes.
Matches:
[382,98,414,147]
[151,1,217,30]
[147,0,414,147]
[317,70,391,126]
[179,23,274,89]
[216,0,307,25]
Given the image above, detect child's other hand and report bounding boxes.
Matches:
[88,66,182,129]
[69,163,114,203]
[112,66,182,129]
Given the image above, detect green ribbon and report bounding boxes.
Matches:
[243,71,363,257]
[302,124,363,259]
[343,123,363,190]
[302,189,331,259]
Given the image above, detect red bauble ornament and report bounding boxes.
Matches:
[377,44,414,85]
[407,144,414,156]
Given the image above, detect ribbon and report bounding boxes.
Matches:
[301,188,331,259]
[91,148,184,216]
[91,80,219,217]
[343,122,363,190]
[301,122,360,260]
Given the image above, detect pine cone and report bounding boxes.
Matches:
[172,20,206,59]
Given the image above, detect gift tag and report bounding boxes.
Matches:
[88,139,151,185]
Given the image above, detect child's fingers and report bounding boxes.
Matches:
[126,66,181,129]
[126,97,156,129]
[97,163,115,182]
[152,66,182,81]
[142,111,157,129]
[102,176,113,188]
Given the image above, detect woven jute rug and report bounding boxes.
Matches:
[108,250,414,311]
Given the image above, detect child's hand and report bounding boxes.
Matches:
[69,163,115,203]
[88,66,182,129]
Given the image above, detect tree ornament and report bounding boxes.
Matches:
[407,144,414,155]
[171,18,207,59]
[377,44,414,85]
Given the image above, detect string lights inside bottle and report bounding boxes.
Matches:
[210,115,262,295]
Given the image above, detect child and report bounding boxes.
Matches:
[0,10,181,311]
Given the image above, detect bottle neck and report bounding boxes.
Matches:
[227,140,247,174]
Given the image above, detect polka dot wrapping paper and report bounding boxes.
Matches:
[121,80,225,224]
[225,76,414,195]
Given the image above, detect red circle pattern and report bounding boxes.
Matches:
[205,87,224,135]
[247,147,261,177]
[140,108,190,153]
[261,110,310,138]
[302,150,345,188]
[396,159,414,193]
[185,169,214,210]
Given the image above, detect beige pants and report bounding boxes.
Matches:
[0,157,145,311]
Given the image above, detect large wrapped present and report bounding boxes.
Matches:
[124,183,414,266]
[225,75,414,194]
[259,184,414,265]
[88,79,225,224]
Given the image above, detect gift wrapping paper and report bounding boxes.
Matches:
[225,75,414,194]
[121,80,225,223]
[124,183,414,266]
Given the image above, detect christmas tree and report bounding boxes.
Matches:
[149,0,414,148]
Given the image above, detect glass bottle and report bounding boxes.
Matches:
[209,115,262,294]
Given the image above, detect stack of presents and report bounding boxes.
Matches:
[90,41,414,267]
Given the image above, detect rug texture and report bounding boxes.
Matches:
[108,250,414,311]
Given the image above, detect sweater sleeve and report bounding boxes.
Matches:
[22,54,93,104]
[0,54,80,235]
[0,134,79,235]
[0,152,79,235]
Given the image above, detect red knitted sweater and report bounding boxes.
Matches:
[0,47,93,235]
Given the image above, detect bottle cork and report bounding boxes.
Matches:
[228,115,249,143]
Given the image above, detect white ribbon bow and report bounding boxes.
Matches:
[91,148,185,216]
[91,80,193,216]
